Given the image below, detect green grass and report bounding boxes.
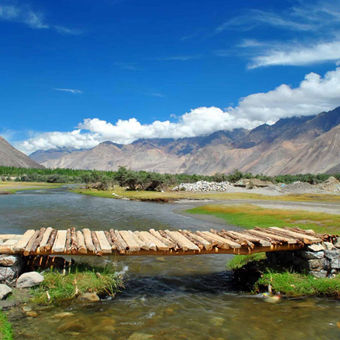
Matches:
[0,311,12,340]
[187,204,340,234]
[0,181,63,194]
[31,266,123,305]
[256,271,340,297]
[72,186,340,203]
[227,253,266,270]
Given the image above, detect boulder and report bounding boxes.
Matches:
[0,255,21,267]
[16,272,44,288]
[0,265,21,282]
[307,244,325,252]
[0,284,12,300]
[300,250,324,260]
[311,270,328,278]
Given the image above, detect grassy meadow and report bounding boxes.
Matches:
[0,182,63,194]
[187,204,340,234]
[73,186,340,203]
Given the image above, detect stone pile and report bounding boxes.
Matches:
[172,180,232,192]
[266,237,340,278]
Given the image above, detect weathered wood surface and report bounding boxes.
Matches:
[0,227,334,256]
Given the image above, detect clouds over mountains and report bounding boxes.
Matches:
[17,67,340,154]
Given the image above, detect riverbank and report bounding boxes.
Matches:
[72,186,340,203]
[187,204,340,234]
[0,182,64,194]
[229,254,340,297]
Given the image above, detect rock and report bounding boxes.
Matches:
[334,237,340,249]
[78,292,100,302]
[301,251,324,260]
[0,265,21,282]
[0,284,12,299]
[16,272,44,288]
[0,255,21,267]
[127,333,153,340]
[22,306,32,312]
[330,258,340,270]
[324,250,340,261]
[57,320,85,332]
[54,312,74,319]
[324,242,336,250]
[26,311,38,318]
[307,244,325,252]
[308,259,325,270]
[172,181,232,192]
[311,270,328,278]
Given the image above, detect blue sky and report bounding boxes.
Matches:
[1,0,340,153]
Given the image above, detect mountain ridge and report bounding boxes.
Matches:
[29,107,340,175]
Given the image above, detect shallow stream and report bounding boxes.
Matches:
[1,188,340,339]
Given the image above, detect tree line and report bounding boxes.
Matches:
[0,166,338,191]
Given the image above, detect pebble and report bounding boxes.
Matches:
[26,311,38,318]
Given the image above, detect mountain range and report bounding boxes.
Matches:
[27,106,340,175]
[0,136,42,169]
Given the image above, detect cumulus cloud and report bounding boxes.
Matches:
[16,68,340,154]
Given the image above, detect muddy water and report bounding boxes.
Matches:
[1,188,340,339]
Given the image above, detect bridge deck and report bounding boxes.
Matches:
[0,227,334,256]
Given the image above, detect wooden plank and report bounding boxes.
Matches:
[178,230,204,250]
[139,231,168,251]
[269,227,322,243]
[70,227,78,254]
[65,229,72,254]
[131,231,150,250]
[52,230,67,253]
[76,230,87,254]
[209,229,243,249]
[82,228,95,254]
[135,231,157,251]
[119,230,140,252]
[242,230,277,246]
[44,229,57,254]
[197,231,240,249]
[95,231,112,254]
[38,227,53,253]
[182,230,213,250]
[104,230,116,251]
[218,230,255,249]
[164,230,200,251]
[29,227,46,254]
[0,235,22,241]
[91,231,102,255]
[149,229,176,249]
[112,229,128,254]
[159,230,179,250]
[251,228,298,245]
[23,230,40,256]
[13,229,36,252]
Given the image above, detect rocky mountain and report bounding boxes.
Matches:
[30,106,340,175]
[0,137,43,168]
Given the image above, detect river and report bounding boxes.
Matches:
[1,188,340,339]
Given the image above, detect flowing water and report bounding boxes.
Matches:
[1,188,340,339]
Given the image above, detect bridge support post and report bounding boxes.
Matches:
[266,238,340,278]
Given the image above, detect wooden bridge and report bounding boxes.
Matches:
[0,227,334,256]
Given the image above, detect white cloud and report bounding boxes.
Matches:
[16,67,340,154]
[249,41,340,68]
[0,2,78,34]
[54,88,83,94]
